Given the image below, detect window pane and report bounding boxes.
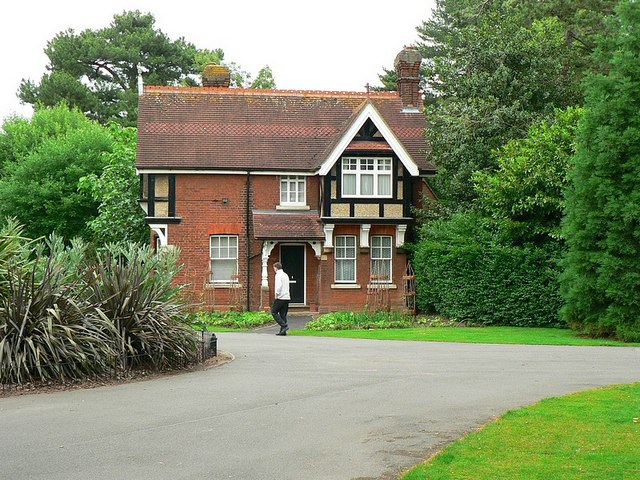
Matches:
[343,158,357,170]
[343,174,356,195]
[336,259,355,282]
[378,159,391,170]
[211,259,237,282]
[361,174,374,195]
[371,259,391,282]
[378,174,391,196]
[361,158,374,170]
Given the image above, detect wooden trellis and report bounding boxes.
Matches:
[367,260,390,311]
[402,261,417,316]
[229,273,243,312]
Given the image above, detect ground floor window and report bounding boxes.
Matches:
[210,235,238,283]
[335,235,356,282]
[371,235,392,283]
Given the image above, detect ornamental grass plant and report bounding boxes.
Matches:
[0,230,115,384]
[0,222,199,386]
[86,243,198,370]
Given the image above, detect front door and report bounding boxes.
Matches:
[280,245,305,304]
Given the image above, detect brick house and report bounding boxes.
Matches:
[136,47,436,313]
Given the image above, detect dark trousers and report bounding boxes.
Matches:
[271,299,290,329]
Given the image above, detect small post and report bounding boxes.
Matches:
[209,333,217,357]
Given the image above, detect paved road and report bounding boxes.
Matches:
[1,332,639,480]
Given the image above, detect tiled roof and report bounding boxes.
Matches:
[136,86,434,173]
[252,210,324,240]
[345,140,393,152]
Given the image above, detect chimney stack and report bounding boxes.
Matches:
[394,47,422,111]
[202,63,231,88]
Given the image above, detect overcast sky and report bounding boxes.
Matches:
[0,0,435,123]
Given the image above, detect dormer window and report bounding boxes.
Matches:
[280,175,306,207]
[341,157,392,198]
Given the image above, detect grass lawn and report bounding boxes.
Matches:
[401,383,640,480]
[293,326,640,347]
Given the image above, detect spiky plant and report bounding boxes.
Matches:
[0,219,30,302]
[0,235,115,385]
[87,243,198,370]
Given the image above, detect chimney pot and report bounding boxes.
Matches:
[394,47,422,111]
[202,63,231,88]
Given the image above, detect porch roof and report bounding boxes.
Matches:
[252,210,324,240]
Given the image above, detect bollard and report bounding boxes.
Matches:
[209,333,217,357]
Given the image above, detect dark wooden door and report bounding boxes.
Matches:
[280,245,305,304]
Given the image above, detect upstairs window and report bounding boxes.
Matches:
[341,157,392,198]
[280,175,306,206]
[210,235,238,284]
[370,236,392,283]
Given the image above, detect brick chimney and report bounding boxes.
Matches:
[394,47,422,111]
[202,63,231,88]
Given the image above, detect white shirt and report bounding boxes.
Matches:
[274,269,291,300]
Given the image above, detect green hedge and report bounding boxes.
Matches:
[414,239,564,327]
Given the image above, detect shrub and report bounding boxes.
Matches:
[190,310,272,329]
[305,311,416,331]
[413,213,565,327]
[86,244,199,370]
[0,226,201,385]
[0,234,115,384]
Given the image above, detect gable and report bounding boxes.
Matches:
[317,103,420,177]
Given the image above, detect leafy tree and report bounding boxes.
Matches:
[560,0,640,342]
[422,6,579,208]
[474,107,583,245]
[376,1,613,209]
[0,104,91,174]
[18,11,275,126]
[0,105,112,240]
[250,66,276,89]
[78,124,148,245]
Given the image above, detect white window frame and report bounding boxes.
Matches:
[334,235,357,283]
[370,235,392,283]
[341,157,392,198]
[280,175,306,206]
[209,235,239,284]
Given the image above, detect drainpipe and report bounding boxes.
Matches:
[246,170,251,312]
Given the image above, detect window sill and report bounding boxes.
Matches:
[205,283,242,289]
[367,283,397,290]
[331,283,361,289]
[276,205,310,210]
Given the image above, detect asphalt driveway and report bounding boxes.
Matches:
[1,332,639,480]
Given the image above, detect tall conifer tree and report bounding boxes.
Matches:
[561,0,640,341]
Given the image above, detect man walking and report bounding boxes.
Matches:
[271,262,291,336]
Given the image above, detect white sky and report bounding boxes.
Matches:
[0,0,435,122]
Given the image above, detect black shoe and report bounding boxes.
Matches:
[276,326,289,336]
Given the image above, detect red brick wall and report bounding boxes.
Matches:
[162,173,409,313]
[317,224,408,313]
[167,173,323,312]
[170,174,249,310]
